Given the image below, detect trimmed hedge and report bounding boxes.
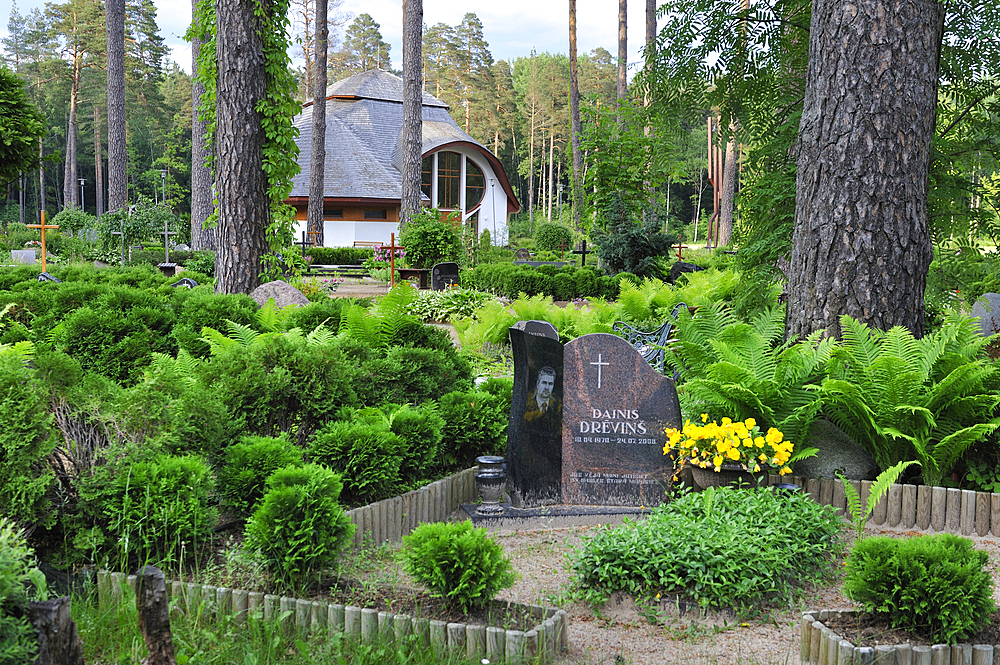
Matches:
[304,246,373,265]
[461,263,619,300]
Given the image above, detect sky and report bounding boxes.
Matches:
[1,0,655,76]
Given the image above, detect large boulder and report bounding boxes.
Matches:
[794,419,879,481]
[249,280,310,309]
[970,293,1000,336]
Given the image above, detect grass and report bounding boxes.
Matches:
[71,580,483,665]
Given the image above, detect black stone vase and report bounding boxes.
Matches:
[475,456,506,515]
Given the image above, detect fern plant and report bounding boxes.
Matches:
[338,283,420,348]
[839,460,919,540]
[820,313,1000,486]
[670,302,833,452]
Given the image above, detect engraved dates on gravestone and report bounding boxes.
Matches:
[562,333,682,506]
[506,320,564,508]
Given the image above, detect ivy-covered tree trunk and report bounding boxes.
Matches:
[786,0,943,340]
[306,0,328,246]
[190,0,215,251]
[400,0,423,232]
[215,0,269,294]
[105,0,126,213]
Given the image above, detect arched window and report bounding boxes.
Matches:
[466,160,485,209]
[438,152,460,209]
[421,156,433,199]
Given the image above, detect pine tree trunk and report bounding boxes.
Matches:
[719,136,736,246]
[94,105,105,217]
[63,74,78,208]
[547,131,554,221]
[617,0,627,102]
[646,0,656,47]
[527,101,535,231]
[190,0,215,251]
[569,0,583,230]
[105,0,127,213]
[786,0,943,340]
[215,0,269,295]
[38,138,45,220]
[306,0,329,245]
[400,0,423,230]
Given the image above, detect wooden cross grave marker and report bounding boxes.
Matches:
[386,233,404,288]
[556,237,569,261]
[571,239,590,267]
[110,223,126,266]
[674,235,688,261]
[27,211,59,272]
[306,227,322,247]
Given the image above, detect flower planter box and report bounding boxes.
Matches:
[97,570,568,663]
[799,609,997,665]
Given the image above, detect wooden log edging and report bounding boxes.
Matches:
[344,467,479,550]
[799,610,998,665]
[95,570,567,663]
[769,475,1000,537]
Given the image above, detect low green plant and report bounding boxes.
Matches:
[309,418,404,505]
[218,434,304,516]
[408,288,493,322]
[0,517,40,664]
[384,403,445,483]
[569,486,843,613]
[245,464,354,593]
[183,249,216,275]
[844,533,995,643]
[397,208,461,268]
[400,521,516,613]
[437,388,509,468]
[839,461,919,540]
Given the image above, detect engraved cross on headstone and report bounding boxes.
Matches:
[159,221,177,264]
[590,353,609,389]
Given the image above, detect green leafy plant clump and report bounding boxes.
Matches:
[218,434,303,516]
[400,521,516,613]
[569,487,843,613]
[0,517,40,664]
[844,534,995,643]
[246,464,354,593]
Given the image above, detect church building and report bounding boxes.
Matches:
[286,69,520,248]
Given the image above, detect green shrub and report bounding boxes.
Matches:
[171,289,259,358]
[283,299,345,335]
[534,223,573,252]
[358,346,472,406]
[309,419,404,505]
[400,521,515,613]
[593,214,675,278]
[51,207,97,235]
[437,389,508,469]
[844,534,995,643]
[78,450,216,566]
[0,355,56,529]
[218,434,303,516]
[245,464,354,592]
[305,246,372,265]
[398,208,461,268]
[570,487,843,613]
[198,334,360,445]
[183,250,215,276]
[385,403,445,483]
[0,517,39,664]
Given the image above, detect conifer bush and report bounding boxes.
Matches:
[0,517,39,664]
[844,534,995,643]
[400,521,515,613]
[218,434,303,516]
[437,388,508,468]
[309,418,404,504]
[246,464,354,592]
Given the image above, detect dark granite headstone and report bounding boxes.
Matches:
[431,262,460,291]
[668,261,705,285]
[506,320,563,507]
[513,247,532,260]
[170,277,199,288]
[37,272,62,283]
[562,333,682,506]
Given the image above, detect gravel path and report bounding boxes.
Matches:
[486,523,1000,665]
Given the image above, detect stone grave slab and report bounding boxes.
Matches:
[11,250,36,265]
[506,320,563,507]
[431,262,460,291]
[971,293,1000,336]
[249,280,310,309]
[562,333,681,506]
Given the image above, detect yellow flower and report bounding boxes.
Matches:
[713,455,724,468]
[780,467,791,475]
[726,447,740,460]
[765,428,783,444]
[754,436,765,448]
[701,413,709,423]
[744,418,756,430]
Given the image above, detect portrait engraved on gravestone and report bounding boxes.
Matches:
[562,333,682,506]
[506,321,564,507]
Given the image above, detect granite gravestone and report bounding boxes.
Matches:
[431,262,460,291]
[506,320,564,507]
[971,293,1000,336]
[11,250,36,265]
[562,333,682,506]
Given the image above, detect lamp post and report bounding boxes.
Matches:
[79,178,85,213]
[160,170,167,207]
